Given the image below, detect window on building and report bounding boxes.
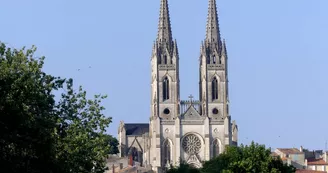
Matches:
[158,56,161,64]
[206,56,210,64]
[163,139,171,165]
[212,77,218,100]
[131,147,138,161]
[213,139,220,157]
[164,55,167,64]
[163,77,169,100]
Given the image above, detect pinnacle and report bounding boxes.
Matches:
[221,39,227,55]
[205,0,221,45]
[157,0,173,46]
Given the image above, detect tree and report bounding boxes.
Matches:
[0,42,116,173]
[165,142,295,173]
[0,43,62,173]
[201,141,296,173]
[108,135,119,155]
[55,79,113,173]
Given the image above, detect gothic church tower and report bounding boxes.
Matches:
[149,0,180,170]
[199,0,229,122]
[117,0,238,172]
[150,0,179,121]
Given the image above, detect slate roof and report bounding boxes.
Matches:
[124,123,149,136]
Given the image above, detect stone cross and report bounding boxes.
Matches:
[188,94,194,103]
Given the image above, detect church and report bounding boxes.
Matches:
[117,0,238,172]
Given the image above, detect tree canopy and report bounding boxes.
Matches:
[167,142,296,173]
[0,42,118,173]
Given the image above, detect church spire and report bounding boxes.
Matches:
[205,0,221,44]
[221,39,227,58]
[157,0,173,46]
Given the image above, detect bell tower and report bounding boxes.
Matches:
[151,0,180,120]
[149,0,180,170]
[199,0,229,121]
[151,0,180,119]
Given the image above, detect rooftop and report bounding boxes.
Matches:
[296,169,327,173]
[271,152,279,157]
[277,148,303,154]
[281,157,288,161]
[118,166,137,173]
[124,123,149,136]
[307,158,328,165]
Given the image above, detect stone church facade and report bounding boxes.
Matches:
[117,0,238,172]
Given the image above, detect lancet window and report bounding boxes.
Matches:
[212,77,218,100]
[163,77,170,100]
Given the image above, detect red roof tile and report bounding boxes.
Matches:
[281,157,288,161]
[277,148,303,154]
[271,152,279,157]
[307,158,328,165]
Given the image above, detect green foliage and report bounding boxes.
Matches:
[0,42,118,173]
[54,79,113,173]
[0,43,62,172]
[108,135,119,154]
[166,142,296,173]
[202,141,296,173]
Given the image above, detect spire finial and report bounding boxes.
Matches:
[205,0,221,44]
[157,0,173,46]
[221,39,227,56]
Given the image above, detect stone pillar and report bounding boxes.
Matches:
[155,118,161,168]
[204,117,210,160]
[175,118,181,166]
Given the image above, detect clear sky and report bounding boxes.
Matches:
[1,0,327,150]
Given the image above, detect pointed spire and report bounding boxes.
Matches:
[221,39,227,57]
[173,39,179,56]
[151,41,157,58]
[157,0,173,46]
[205,0,221,44]
[221,39,228,70]
[199,41,204,54]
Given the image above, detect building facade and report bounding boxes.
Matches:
[117,0,238,172]
[272,147,328,172]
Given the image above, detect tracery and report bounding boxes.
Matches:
[182,134,201,154]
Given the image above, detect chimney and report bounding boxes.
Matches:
[129,155,133,166]
[300,146,303,152]
[315,151,320,159]
[305,159,308,166]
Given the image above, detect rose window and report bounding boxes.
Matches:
[182,134,201,154]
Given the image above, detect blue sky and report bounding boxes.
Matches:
[1,0,327,150]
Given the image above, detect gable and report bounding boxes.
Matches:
[181,105,202,120]
[128,136,144,153]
